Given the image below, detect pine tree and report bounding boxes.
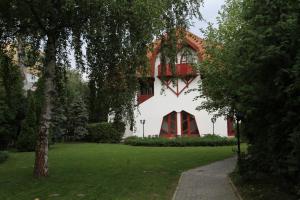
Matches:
[16,92,37,152]
[49,101,67,143]
[67,96,88,141]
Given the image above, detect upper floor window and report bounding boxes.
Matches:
[179,49,198,64]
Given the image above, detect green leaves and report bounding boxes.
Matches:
[199,0,300,193]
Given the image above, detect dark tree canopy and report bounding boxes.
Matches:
[199,0,300,194]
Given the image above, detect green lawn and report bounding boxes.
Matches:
[0,143,236,200]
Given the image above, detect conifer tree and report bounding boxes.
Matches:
[0,50,25,150]
[16,92,37,152]
[67,96,88,141]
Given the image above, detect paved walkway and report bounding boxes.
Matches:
[173,157,238,200]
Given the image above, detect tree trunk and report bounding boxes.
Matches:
[33,34,57,177]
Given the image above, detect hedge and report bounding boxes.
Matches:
[124,135,237,147]
[86,122,123,143]
[0,151,8,164]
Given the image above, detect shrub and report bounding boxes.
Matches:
[124,135,237,147]
[0,151,8,164]
[87,122,122,143]
[113,121,126,136]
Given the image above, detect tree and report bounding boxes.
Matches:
[49,98,67,143]
[16,92,37,152]
[0,0,90,177]
[199,0,300,193]
[1,0,202,177]
[86,0,202,125]
[0,49,25,150]
[66,96,88,141]
[50,69,88,142]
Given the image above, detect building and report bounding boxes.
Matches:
[124,31,234,138]
[22,67,39,91]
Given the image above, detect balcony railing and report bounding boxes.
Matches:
[157,63,198,77]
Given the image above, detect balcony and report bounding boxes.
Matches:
[157,63,198,77]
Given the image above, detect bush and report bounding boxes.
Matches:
[0,151,8,164]
[87,122,123,143]
[16,125,37,152]
[124,135,237,147]
[113,121,126,136]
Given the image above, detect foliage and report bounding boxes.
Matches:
[0,50,25,150]
[65,96,89,141]
[230,171,298,200]
[50,70,89,142]
[112,121,126,136]
[199,0,300,194]
[124,135,237,147]
[86,123,123,143]
[16,92,37,152]
[86,0,203,125]
[0,151,8,164]
[0,143,235,200]
[49,98,67,143]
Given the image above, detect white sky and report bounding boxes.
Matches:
[190,0,225,36]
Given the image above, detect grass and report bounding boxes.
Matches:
[230,171,298,200]
[0,143,236,200]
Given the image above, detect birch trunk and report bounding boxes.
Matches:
[33,34,56,177]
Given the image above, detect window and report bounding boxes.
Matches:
[180,49,198,64]
[139,78,154,96]
[160,111,177,137]
[181,111,199,136]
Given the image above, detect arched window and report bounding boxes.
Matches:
[160,111,177,137]
[181,111,199,136]
[180,49,198,64]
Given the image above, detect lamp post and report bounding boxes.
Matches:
[140,119,146,138]
[211,117,216,135]
[235,112,244,160]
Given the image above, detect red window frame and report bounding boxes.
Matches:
[227,117,235,136]
[180,111,200,136]
[159,112,177,138]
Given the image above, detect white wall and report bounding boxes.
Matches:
[125,51,228,138]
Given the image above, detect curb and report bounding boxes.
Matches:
[228,175,243,200]
[172,172,185,200]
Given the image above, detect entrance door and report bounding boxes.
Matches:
[159,111,177,138]
[181,111,199,136]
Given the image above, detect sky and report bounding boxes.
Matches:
[190,0,225,37]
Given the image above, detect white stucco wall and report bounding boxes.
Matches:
[125,50,228,138]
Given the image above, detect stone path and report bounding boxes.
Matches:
[172,157,238,200]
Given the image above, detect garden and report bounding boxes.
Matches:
[0,143,236,200]
[0,0,300,199]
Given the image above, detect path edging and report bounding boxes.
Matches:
[171,172,184,200]
[228,175,243,200]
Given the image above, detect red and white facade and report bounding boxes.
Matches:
[124,31,234,138]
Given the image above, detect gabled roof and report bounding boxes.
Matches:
[145,30,205,77]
